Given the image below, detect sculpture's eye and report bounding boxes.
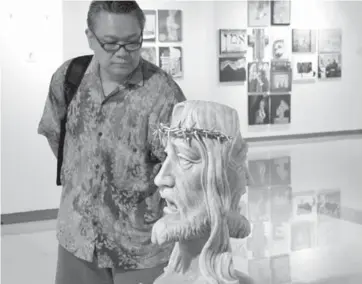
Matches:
[177,155,193,169]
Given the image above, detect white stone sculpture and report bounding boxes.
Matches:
[151,100,252,284]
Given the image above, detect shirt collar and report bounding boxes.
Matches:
[124,58,144,87]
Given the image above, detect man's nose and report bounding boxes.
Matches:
[154,159,174,188]
[114,46,128,57]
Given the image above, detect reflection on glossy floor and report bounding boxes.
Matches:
[2,134,362,284]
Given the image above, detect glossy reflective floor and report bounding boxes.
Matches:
[2,134,362,284]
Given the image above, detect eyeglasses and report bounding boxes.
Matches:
[90,29,143,53]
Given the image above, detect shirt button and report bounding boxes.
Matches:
[92,220,98,226]
[98,132,103,137]
[95,164,100,169]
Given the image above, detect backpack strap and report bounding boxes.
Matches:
[56,55,93,186]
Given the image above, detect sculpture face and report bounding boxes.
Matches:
[152,137,209,245]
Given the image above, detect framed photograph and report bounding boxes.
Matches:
[248,188,271,222]
[248,62,270,93]
[292,191,317,221]
[158,10,182,42]
[248,0,271,27]
[271,186,292,224]
[270,61,292,93]
[248,29,270,60]
[292,54,317,82]
[270,156,291,185]
[292,29,316,53]
[159,46,183,78]
[143,10,156,42]
[248,258,272,283]
[247,223,271,258]
[219,29,247,55]
[248,94,270,126]
[318,29,342,53]
[318,53,342,79]
[271,255,291,283]
[317,189,341,219]
[271,0,291,26]
[291,221,315,251]
[270,94,291,124]
[270,27,291,60]
[248,159,271,187]
[219,57,247,83]
[141,47,157,65]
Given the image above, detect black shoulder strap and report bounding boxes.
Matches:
[56,55,93,186]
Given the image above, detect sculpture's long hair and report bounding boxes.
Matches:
[166,101,250,284]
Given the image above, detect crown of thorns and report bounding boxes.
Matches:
[154,122,234,144]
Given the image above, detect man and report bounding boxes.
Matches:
[151,101,252,284]
[38,1,186,284]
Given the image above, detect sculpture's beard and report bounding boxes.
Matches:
[151,202,210,246]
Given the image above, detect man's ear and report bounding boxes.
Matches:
[85,28,94,51]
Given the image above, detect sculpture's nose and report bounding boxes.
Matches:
[154,157,175,189]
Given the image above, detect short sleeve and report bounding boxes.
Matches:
[37,60,71,156]
[148,77,186,162]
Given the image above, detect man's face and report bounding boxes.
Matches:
[86,11,142,77]
[151,138,208,245]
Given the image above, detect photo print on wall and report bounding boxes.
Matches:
[270,156,291,186]
[248,159,271,187]
[318,53,341,79]
[270,61,292,93]
[248,62,270,93]
[248,28,270,60]
[271,0,291,26]
[159,46,183,78]
[292,191,317,221]
[248,94,270,125]
[292,29,316,53]
[141,47,157,65]
[158,10,182,42]
[270,94,291,124]
[219,57,247,82]
[318,29,342,53]
[269,27,291,60]
[248,0,271,27]
[219,29,247,55]
[317,189,341,219]
[292,54,317,82]
[143,10,156,42]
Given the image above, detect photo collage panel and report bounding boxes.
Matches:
[245,0,292,128]
[141,9,183,79]
[218,29,247,83]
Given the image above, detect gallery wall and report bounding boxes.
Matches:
[1,0,64,214]
[0,0,362,214]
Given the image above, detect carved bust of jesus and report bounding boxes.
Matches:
[151,101,252,284]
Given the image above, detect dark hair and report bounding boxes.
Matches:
[87,1,146,31]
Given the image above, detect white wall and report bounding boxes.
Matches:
[1,0,362,213]
[1,0,63,214]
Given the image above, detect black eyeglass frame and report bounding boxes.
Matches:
[90,29,143,53]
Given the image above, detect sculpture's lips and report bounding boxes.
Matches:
[160,190,179,214]
[164,198,178,214]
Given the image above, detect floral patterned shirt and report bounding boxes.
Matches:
[38,57,186,269]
